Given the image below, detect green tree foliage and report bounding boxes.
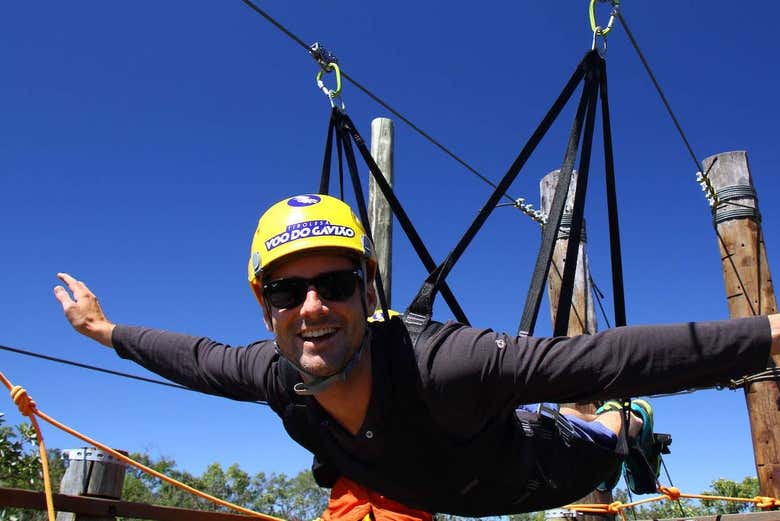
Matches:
[700,476,760,514]
[0,413,65,521]
[610,477,761,519]
[121,452,328,520]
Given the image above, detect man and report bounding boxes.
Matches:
[55,194,779,519]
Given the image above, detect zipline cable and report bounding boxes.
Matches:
[616,9,764,318]
[615,11,701,177]
[237,0,534,214]
[0,344,268,406]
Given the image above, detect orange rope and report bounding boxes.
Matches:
[1,370,286,521]
[7,383,56,521]
[565,485,780,518]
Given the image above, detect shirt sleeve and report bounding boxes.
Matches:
[112,325,278,404]
[417,316,772,434]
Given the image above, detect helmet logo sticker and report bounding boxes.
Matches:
[287,195,321,207]
[264,219,356,251]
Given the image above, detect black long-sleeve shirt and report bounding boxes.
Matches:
[113,315,771,515]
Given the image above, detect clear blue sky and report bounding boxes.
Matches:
[3,0,780,502]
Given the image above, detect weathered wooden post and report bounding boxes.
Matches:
[703,150,780,498]
[369,117,394,308]
[541,169,611,521]
[56,447,126,521]
[541,170,597,336]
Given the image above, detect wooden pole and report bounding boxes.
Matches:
[703,150,780,498]
[541,169,611,521]
[369,117,394,309]
[56,447,127,521]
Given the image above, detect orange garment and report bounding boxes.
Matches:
[321,477,433,521]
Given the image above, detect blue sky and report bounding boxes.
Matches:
[3,0,780,503]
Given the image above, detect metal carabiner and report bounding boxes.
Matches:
[589,0,620,37]
[316,62,345,110]
[592,27,608,56]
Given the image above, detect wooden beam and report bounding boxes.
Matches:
[0,487,255,521]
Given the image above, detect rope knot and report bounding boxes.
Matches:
[754,496,780,509]
[11,385,37,417]
[659,486,681,501]
[607,501,624,513]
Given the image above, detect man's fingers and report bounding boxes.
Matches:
[57,272,91,299]
[53,285,74,306]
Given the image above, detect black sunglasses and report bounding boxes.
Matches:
[262,268,364,309]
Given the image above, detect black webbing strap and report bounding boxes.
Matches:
[615,399,631,458]
[405,51,592,321]
[336,124,346,200]
[335,110,470,325]
[320,108,348,200]
[599,62,627,328]
[516,51,602,336]
[319,109,337,194]
[337,124,391,320]
[600,60,630,457]
[552,60,601,337]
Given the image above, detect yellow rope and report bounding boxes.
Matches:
[1,370,287,521]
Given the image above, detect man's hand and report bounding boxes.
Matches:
[770,314,780,358]
[54,273,115,348]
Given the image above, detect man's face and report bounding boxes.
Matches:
[264,252,376,379]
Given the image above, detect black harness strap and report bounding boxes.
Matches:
[552,59,601,337]
[599,61,627,328]
[319,110,336,195]
[405,52,591,324]
[338,122,391,320]
[518,59,594,336]
[334,110,470,325]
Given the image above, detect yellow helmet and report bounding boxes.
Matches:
[248,194,376,302]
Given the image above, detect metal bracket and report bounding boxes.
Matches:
[62,447,125,466]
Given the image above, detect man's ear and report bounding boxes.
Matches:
[366,283,378,317]
[251,281,275,332]
[365,264,378,316]
[261,304,274,332]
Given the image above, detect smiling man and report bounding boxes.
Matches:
[55,194,780,519]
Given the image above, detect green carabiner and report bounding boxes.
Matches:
[316,62,342,99]
[589,0,620,36]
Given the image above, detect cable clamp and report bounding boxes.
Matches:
[309,42,339,69]
[513,198,547,225]
[695,171,720,207]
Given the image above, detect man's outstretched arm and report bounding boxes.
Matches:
[54,272,115,347]
[52,272,278,404]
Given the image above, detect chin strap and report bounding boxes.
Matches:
[284,327,372,396]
